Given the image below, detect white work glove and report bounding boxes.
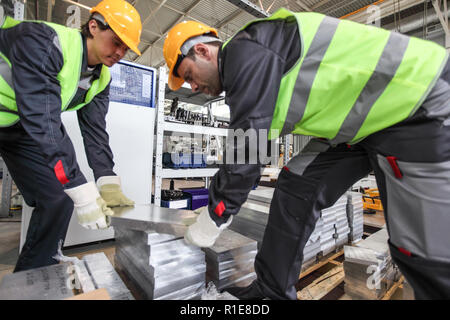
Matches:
[64,181,113,230]
[96,176,135,207]
[185,206,233,248]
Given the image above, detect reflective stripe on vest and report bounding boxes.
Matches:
[0,17,111,127]
[224,8,448,143]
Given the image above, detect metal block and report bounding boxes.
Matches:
[82,253,134,300]
[0,263,75,300]
[115,249,205,300]
[111,204,198,237]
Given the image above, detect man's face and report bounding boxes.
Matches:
[176,45,222,96]
[89,20,129,67]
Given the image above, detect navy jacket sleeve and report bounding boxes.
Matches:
[208,19,301,226]
[77,81,116,181]
[10,22,87,188]
[208,32,284,226]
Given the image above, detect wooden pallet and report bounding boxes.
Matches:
[297,248,345,300]
[297,246,405,300]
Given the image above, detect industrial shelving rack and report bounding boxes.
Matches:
[153,67,228,206]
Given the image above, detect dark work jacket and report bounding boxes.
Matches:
[208,19,301,226]
[0,21,115,189]
[209,17,449,227]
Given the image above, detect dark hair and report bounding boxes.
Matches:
[80,14,110,38]
[186,40,223,61]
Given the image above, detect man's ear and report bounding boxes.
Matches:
[88,19,99,37]
[193,43,211,60]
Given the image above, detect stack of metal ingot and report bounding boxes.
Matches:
[346,191,364,243]
[334,195,350,247]
[114,227,206,300]
[302,218,322,263]
[0,252,133,300]
[203,229,258,291]
[320,206,337,256]
[343,228,400,299]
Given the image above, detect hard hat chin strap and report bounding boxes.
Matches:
[180,35,220,55]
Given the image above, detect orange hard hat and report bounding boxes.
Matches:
[90,0,142,55]
[163,21,218,91]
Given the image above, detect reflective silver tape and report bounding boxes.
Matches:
[331,32,410,144]
[0,54,13,88]
[280,16,339,136]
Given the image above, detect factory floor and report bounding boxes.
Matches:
[0,178,409,300]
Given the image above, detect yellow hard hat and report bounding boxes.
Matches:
[163,21,218,91]
[90,0,142,55]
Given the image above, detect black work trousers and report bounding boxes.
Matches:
[237,105,450,300]
[0,124,73,272]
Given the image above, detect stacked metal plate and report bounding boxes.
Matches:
[320,207,337,255]
[334,196,350,247]
[346,192,364,243]
[203,229,258,291]
[229,199,269,247]
[114,227,206,300]
[302,218,322,263]
[110,204,206,300]
[343,228,400,299]
[0,252,133,300]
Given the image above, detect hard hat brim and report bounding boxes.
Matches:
[168,72,185,91]
[109,25,141,56]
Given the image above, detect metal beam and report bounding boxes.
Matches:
[225,0,269,18]
[432,0,450,50]
[296,0,312,11]
[134,0,204,64]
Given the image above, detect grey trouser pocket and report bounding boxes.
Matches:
[378,155,450,263]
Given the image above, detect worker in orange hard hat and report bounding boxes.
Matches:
[163,20,221,93]
[86,0,142,58]
[163,7,450,300]
[0,0,141,272]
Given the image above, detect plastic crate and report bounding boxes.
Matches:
[181,188,209,210]
[162,152,192,168]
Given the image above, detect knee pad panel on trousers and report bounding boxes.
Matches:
[389,241,450,299]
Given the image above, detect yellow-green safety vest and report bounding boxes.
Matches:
[223,8,448,144]
[0,16,111,127]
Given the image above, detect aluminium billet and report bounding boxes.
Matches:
[0,262,75,300]
[247,187,275,204]
[115,249,205,300]
[206,258,255,280]
[203,229,257,262]
[116,244,206,286]
[82,252,134,300]
[115,243,205,279]
[110,204,198,237]
[115,226,205,267]
[206,250,257,275]
[208,271,257,291]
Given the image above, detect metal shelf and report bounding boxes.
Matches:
[153,67,226,206]
[161,168,219,179]
[163,121,228,136]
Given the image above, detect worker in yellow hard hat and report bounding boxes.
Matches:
[0,0,141,272]
[164,8,450,300]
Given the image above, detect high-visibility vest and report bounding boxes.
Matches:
[0,16,111,127]
[223,8,448,144]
